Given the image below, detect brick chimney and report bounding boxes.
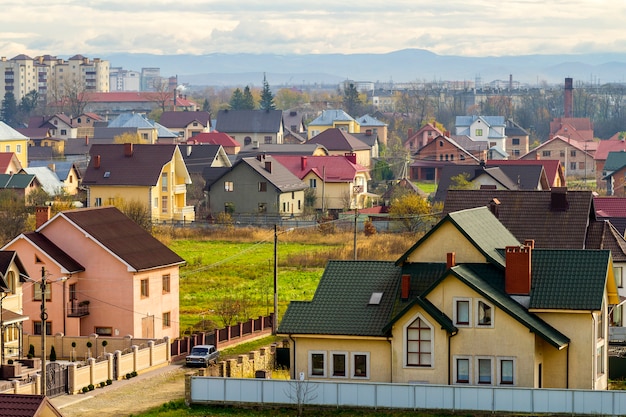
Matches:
[264,161,272,173]
[401,274,411,300]
[35,206,51,229]
[85,135,89,145]
[301,156,307,170]
[447,252,456,269]
[550,187,569,211]
[564,78,573,118]
[505,244,532,295]
[94,155,101,169]
[124,143,133,157]
[407,128,413,139]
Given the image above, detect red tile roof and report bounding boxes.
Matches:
[84,92,195,107]
[189,131,240,147]
[595,139,626,161]
[272,155,366,182]
[0,152,19,173]
[594,196,626,217]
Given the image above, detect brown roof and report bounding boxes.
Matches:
[82,144,178,186]
[21,232,85,274]
[159,111,211,128]
[586,219,626,262]
[0,394,63,416]
[58,207,185,271]
[443,189,594,249]
[308,128,370,151]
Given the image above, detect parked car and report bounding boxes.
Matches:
[185,344,219,367]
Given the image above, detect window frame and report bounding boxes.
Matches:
[454,298,471,327]
[34,321,52,335]
[163,312,171,328]
[309,178,317,188]
[309,351,326,378]
[258,182,267,192]
[140,278,149,298]
[95,326,112,336]
[476,357,493,385]
[162,274,171,294]
[224,181,234,192]
[330,351,348,378]
[498,357,515,386]
[405,314,433,367]
[454,356,471,384]
[476,299,494,328]
[351,352,369,379]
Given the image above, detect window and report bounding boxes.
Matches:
[16,144,21,153]
[439,154,443,161]
[7,271,15,295]
[244,137,252,146]
[264,136,272,144]
[34,283,51,301]
[258,182,267,192]
[560,150,565,157]
[142,133,148,141]
[162,274,170,293]
[499,359,514,385]
[597,307,605,340]
[512,149,520,156]
[578,162,585,170]
[224,181,234,192]
[352,353,369,378]
[153,197,158,208]
[161,196,168,213]
[512,138,520,145]
[309,351,326,377]
[161,173,168,192]
[140,278,149,298]
[597,346,605,376]
[477,358,492,384]
[258,203,267,213]
[406,316,432,366]
[225,202,235,213]
[60,129,67,135]
[571,150,577,157]
[4,145,9,152]
[439,140,444,147]
[34,321,52,335]
[477,300,493,326]
[69,175,74,184]
[542,150,551,157]
[95,327,112,336]
[309,179,317,188]
[616,267,623,288]
[475,129,483,136]
[455,358,470,383]
[454,299,470,326]
[570,162,577,170]
[331,352,347,377]
[163,312,171,328]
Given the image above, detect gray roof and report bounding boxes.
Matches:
[107,113,155,129]
[0,121,28,140]
[215,109,283,133]
[239,156,307,192]
[308,109,355,126]
[21,166,64,195]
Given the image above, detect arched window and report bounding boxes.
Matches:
[406,316,432,366]
[244,137,252,146]
[7,271,15,294]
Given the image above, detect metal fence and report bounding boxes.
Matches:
[189,377,626,416]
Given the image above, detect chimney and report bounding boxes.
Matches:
[187,145,192,157]
[264,161,272,173]
[35,206,51,229]
[85,135,89,145]
[407,128,413,139]
[401,274,411,300]
[94,155,101,169]
[446,252,456,269]
[489,198,500,218]
[366,129,372,136]
[345,152,357,164]
[301,156,307,170]
[124,143,133,157]
[505,245,532,295]
[564,78,573,118]
[550,187,569,211]
[256,154,262,161]
[48,163,56,172]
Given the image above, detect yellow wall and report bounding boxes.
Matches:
[0,139,28,167]
[405,222,489,264]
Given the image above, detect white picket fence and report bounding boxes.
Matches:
[189,377,626,415]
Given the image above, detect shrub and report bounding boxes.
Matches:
[102,340,108,347]
[27,353,33,359]
[49,346,57,362]
[363,220,377,236]
[106,379,112,385]
[126,373,132,379]
[28,345,35,357]
[99,381,106,388]
[82,387,89,393]
[71,342,76,348]
[7,359,13,364]
[131,371,137,377]
[88,384,95,391]
[86,341,92,348]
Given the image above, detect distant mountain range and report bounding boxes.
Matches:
[101,49,626,88]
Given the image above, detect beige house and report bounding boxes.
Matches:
[0,251,31,361]
[3,206,185,340]
[521,135,596,179]
[82,143,195,223]
[279,207,618,390]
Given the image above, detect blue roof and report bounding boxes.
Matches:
[357,114,386,127]
[108,113,155,129]
[309,109,355,126]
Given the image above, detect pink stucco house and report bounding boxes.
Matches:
[3,206,184,340]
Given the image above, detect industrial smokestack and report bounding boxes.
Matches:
[564,78,573,118]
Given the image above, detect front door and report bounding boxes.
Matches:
[142,315,154,338]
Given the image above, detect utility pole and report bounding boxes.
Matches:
[273,224,278,335]
[40,266,47,397]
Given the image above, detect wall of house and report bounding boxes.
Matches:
[88,185,150,212]
[277,190,305,217]
[472,175,509,190]
[290,336,391,382]
[303,174,352,211]
[426,276,537,387]
[521,141,595,179]
[0,139,28,167]
[404,222,490,264]
[229,131,281,146]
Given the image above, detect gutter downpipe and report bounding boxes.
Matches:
[289,334,296,380]
[566,344,570,389]
[387,336,393,383]
[448,330,458,385]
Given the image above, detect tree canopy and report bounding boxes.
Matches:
[259,74,276,111]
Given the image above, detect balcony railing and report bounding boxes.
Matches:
[67,300,90,318]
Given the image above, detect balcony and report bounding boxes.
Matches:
[67,300,90,318]
[173,206,195,222]
[173,184,187,194]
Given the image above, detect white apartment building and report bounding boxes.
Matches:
[0,54,109,104]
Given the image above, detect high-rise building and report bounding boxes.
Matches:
[0,54,110,107]
[109,67,141,91]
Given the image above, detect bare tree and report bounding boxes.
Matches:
[284,375,318,417]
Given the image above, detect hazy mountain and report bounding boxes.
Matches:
[102,49,626,88]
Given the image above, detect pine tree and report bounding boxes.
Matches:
[229,88,244,110]
[202,98,211,113]
[1,92,18,127]
[342,83,363,117]
[259,74,276,111]
[242,86,255,110]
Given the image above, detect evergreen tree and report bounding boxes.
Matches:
[1,92,18,127]
[202,98,211,113]
[259,74,276,111]
[342,83,363,117]
[229,88,244,110]
[242,86,255,110]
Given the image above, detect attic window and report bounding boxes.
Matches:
[368,292,383,305]
[104,171,110,178]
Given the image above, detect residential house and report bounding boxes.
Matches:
[28,161,82,195]
[369,89,399,112]
[21,166,65,196]
[279,206,617,389]
[486,159,565,188]
[410,135,480,181]
[215,109,284,146]
[505,119,530,159]
[282,110,307,144]
[307,128,372,168]
[0,152,23,174]
[0,393,63,416]
[602,151,626,197]
[404,123,444,153]
[0,173,40,203]
[520,135,596,179]
[27,114,76,141]
[0,251,31,361]
[106,112,160,144]
[159,111,211,141]
[273,155,371,214]
[235,143,328,162]
[443,188,626,340]
[205,155,307,218]
[594,134,626,187]
[72,112,104,139]
[594,196,626,236]
[3,206,185,339]
[549,117,594,142]
[17,123,65,158]
[82,143,195,223]
[0,122,29,168]
[356,114,388,146]
[455,116,507,155]
[352,130,379,159]
[307,109,360,139]
[187,131,241,155]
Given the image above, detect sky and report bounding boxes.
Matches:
[1,0,625,58]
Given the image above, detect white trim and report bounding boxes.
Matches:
[453,297,472,327]
[351,352,370,380]
[453,355,471,384]
[329,351,348,379]
[475,299,494,328]
[497,357,516,386]
[308,350,326,378]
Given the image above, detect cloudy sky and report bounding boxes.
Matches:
[1,0,624,58]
